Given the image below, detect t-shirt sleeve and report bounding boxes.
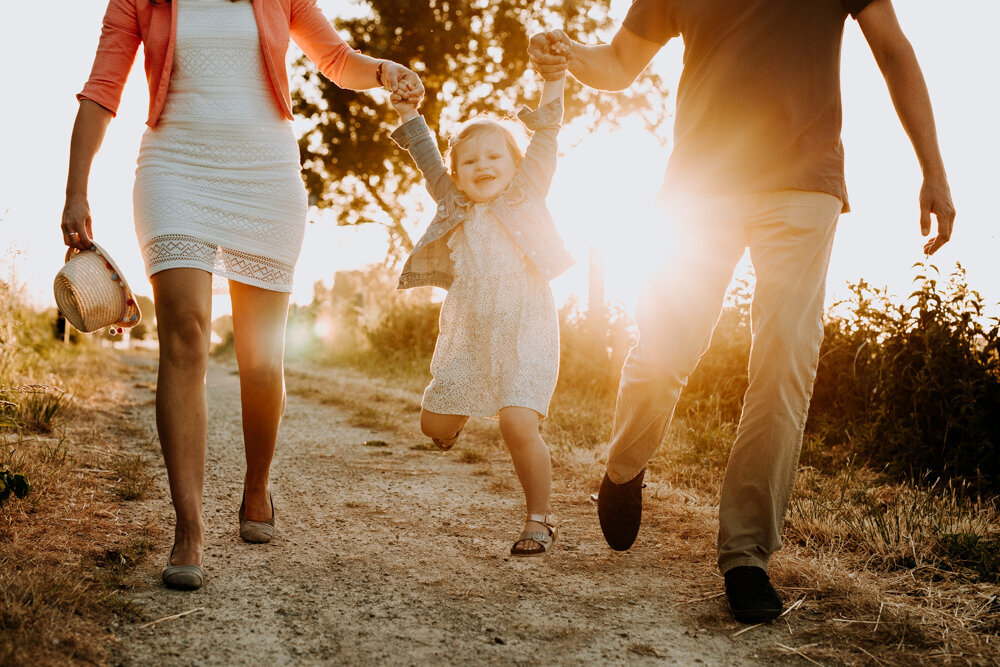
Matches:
[621,0,678,46]
[842,0,877,19]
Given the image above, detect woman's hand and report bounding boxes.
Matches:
[61,194,94,250]
[382,62,424,108]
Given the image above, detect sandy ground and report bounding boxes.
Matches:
[110,354,801,665]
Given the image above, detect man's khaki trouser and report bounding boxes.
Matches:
[606,190,842,574]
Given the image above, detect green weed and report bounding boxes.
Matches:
[15,386,70,433]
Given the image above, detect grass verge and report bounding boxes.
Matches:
[1,279,161,665]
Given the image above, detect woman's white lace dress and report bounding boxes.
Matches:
[133,0,308,292]
[422,203,560,419]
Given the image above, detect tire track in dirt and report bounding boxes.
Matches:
[112,355,780,665]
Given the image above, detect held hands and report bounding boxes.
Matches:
[61,195,94,250]
[381,61,423,120]
[919,175,956,255]
[528,30,574,81]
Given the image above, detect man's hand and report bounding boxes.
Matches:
[919,175,955,255]
[528,31,574,81]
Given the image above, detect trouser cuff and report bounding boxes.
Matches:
[718,555,769,575]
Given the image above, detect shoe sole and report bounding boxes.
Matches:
[240,521,275,543]
[162,566,204,590]
[729,606,782,624]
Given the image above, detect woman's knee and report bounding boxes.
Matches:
[158,314,211,370]
[237,351,284,387]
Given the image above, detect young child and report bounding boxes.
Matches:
[389,70,573,557]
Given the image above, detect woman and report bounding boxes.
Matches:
[62,0,423,590]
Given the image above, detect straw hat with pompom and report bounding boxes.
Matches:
[53,242,141,335]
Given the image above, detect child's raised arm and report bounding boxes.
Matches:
[389,82,456,203]
[539,72,566,108]
[517,69,567,196]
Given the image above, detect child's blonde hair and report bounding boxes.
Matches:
[447,117,525,180]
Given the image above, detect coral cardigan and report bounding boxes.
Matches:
[78,0,355,126]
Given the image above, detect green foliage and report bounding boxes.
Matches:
[675,274,753,423]
[936,533,1000,584]
[0,395,16,430]
[294,0,669,257]
[810,263,1000,491]
[555,297,634,404]
[126,295,156,341]
[1,272,74,432]
[15,386,69,434]
[0,466,32,505]
[365,301,441,361]
[308,261,999,495]
[295,265,440,379]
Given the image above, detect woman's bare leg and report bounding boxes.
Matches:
[498,406,552,549]
[229,280,290,522]
[151,268,213,567]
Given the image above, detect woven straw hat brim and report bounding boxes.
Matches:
[53,242,141,333]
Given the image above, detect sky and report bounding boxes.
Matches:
[0,1,997,319]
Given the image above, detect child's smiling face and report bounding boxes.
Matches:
[452,131,517,202]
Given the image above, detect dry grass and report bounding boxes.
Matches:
[457,448,487,464]
[0,347,161,666]
[111,453,157,501]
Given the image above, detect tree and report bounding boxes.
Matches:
[294,0,669,260]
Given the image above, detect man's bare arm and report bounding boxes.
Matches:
[857,0,955,254]
[528,27,662,92]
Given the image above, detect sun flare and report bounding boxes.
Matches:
[547,121,678,314]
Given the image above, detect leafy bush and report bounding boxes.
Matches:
[365,300,441,361]
[810,264,1000,491]
[675,275,753,423]
[555,297,634,404]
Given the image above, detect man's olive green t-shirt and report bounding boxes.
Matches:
[623,0,876,211]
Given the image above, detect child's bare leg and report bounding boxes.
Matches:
[498,406,552,550]
[420,409,468,440]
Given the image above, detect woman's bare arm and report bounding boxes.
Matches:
[62,100,114,249]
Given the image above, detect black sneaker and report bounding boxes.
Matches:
[597,468,645,551]
[724,566,783,623]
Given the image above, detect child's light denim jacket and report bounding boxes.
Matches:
[391,99,575,291]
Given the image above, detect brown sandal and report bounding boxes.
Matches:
[510,513,558,557]
[431,421,466,451]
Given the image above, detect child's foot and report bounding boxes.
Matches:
[432,423,466,451]
[510,513,558,557]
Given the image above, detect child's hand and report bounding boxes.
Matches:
[389,75,421,121]
[528,30,573,81]
[382,63,425,107]
[390,91,418,120]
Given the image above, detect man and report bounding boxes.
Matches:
[529,0,954,623]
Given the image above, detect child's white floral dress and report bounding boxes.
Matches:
[422,203,559,418]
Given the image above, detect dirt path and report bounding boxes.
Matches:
[111,355,792,665]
